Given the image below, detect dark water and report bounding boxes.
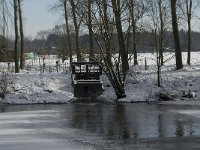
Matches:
[1,103,200,150]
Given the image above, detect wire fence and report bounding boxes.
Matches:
[130,52,200,71]
[0,52,200,74]
[0,55,70,74]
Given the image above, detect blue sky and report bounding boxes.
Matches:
[23,0,62,38]
[17,0,200,38]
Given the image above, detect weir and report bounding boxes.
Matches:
[71,62,103,98]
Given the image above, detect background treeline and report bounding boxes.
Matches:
[1,28,200,54]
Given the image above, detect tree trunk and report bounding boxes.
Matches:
[111,0,129,74]
[129,0,138,65]
[187,0,192,65]
[94,0,126,99]
[2,0,7,49]
[88,0,94,60]
[132,11,138,66]
[13,0,19,73]
[64,0,72,66]
[70,0,81,61]
[170,0,183,69]
[155,30,161,87]
[18,0,24,70]
[158,0,164,66]
[102,0,112,65]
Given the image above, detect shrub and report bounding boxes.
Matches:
[0,72,13,99]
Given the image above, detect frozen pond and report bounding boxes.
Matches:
[1,103,200,150]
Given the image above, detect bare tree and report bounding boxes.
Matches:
[128,0,138,65]
[185,0,192,65]
[63,0,72,65]
[111,0,129,74]
[158,0,164,66]
[77,0,95,60]
[179,0,199,65]
[148,0,162,86]
[170,0,183,69]
[87,0,94,60]
[18,0,24,70]
[102,0,112,64]
[91,0,127,99]
[70,0,81,61]
[0,0,10,49]
[127,0,146,65]
[147,0,171,86]
[13,0,20,73]
[50,24,69,62]
[50,0,73,65]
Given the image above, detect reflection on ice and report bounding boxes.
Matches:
[1,103,200,150]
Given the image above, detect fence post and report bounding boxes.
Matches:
[56,61,59,73]
[145,57,148,70]
[43,63,45,73]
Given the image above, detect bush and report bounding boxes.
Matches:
[0,72,13,99]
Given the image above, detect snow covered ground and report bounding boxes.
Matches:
[0,52,200,104]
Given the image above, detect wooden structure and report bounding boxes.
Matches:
[71,62,103,98]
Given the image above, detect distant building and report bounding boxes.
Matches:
[25,52,38,60]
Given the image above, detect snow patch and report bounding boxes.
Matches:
[1,52,200,104]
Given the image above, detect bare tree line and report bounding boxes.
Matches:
[52,0,200,97]
[1,0,200,99]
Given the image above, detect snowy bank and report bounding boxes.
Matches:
[1,67,200,104]
[1,73,74,104]
[1,52,200,104]
[118,65,200,103]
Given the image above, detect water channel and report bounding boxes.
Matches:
[0,103,200,150]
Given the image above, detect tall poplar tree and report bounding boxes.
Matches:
[13,0,19,73]
[70,0,81,61]
[170,0,183,69]
[18,0,24,70]
[63,0,72,65]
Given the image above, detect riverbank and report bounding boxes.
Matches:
[0,73,73,104]
[1,65,200,104]
[1,52,200,104]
